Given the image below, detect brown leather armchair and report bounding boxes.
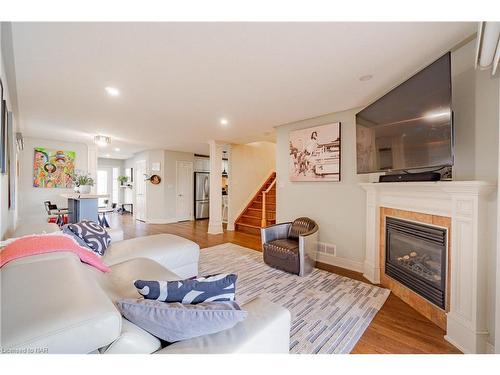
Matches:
[261,217,319,276]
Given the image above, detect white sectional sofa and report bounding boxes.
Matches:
[0,225,291,354]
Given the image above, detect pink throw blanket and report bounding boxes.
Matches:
[0,234,111,272]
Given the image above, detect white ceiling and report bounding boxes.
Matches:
[10,22,475,158]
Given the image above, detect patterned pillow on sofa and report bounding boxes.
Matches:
[61,224,91,249]
[67,220,111,256]
[117,299,247,343]
[134,273,237,304]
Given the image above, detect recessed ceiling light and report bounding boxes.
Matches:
[105,86,120,97]
[114,147,120,152]
[94,135,111,147]
[359,75,373,82]
[220,118,229,126]
[105,154,111,158]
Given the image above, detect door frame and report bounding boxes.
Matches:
[176,160,194,221]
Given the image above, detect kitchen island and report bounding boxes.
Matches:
[61,193,109,223]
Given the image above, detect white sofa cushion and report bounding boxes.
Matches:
[89,257,182,302]
[99,318,161,354]
[103,234,200,279]
[10,222,60,238]
[1,252,121,354]
[156,297,291,354]
[79,258,182,354]
[106,228,124,242]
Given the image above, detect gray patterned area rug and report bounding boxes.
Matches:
[199,243,390,354]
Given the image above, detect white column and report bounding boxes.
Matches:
[87,144,98,194]
[362,185,381,284]
[225,144,235,231]
[208,140,223,234]
[442,184,494,354]
[496,81,500,354]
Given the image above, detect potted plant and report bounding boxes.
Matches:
[117,175,129,186]
[72,172,95,194]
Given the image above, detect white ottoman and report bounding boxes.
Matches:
[106,227,124,242]
[103,234,200,279]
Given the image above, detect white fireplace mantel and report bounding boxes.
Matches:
[359,181,496,354]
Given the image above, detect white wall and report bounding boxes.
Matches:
[18,137,89,222]
[276,109,369,270]
[497,77,500,354]
[227,141,276,229]
[452,40,499,182]
[0,23,19,239]
[452,40,499,350]
[124,149,194,223]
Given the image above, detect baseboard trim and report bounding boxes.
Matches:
[444,335,468,354]
[486,341,495,354]
[146,218,178,224]
[316,253,364,273]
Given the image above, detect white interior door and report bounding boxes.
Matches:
[135,160,147,222]
[176,161,193,221]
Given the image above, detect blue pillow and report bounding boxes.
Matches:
[134,273,237,304]
[117,299,247,343]
[67,220,111,256]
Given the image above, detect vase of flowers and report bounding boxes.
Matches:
[72,172,95,194]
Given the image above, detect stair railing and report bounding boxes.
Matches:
[261,177,277,227]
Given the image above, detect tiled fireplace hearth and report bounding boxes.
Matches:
[360,181,495,354]
[380,208,451,330]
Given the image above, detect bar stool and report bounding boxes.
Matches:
[98,201,116,228]
[44,201,68,227]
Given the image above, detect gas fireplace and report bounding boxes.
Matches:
[385,217,447,309]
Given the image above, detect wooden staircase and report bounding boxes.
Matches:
[235,172,276,236]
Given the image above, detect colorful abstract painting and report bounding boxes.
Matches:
[33,147,75,188]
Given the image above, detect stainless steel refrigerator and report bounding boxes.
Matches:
[194,172,210,219]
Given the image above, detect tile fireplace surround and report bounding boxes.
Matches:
[360,181,496,354]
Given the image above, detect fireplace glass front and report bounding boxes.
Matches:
[385,217,447,309]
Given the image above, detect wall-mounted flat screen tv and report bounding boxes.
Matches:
[356,52,453,174]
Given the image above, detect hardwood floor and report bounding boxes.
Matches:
[109,213,460,354]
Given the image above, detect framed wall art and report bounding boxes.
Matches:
[33,147,76,188]
[289,122,341,182]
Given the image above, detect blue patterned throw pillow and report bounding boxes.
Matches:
[134,273,237,304]
[67,220,111,256]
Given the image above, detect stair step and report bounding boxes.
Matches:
[235,222,261,236]
[238,216,262,226]
[246,207,276,214]
[234,171,276,236]
[254,198,276,203]
[250,203,275,210]
[252,201,275,206]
